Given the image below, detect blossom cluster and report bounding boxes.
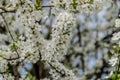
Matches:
[50,0,112,14]
[109,15,120,79]
[0,0,78,79]
[112,16,120,41]
[0,0,116,79]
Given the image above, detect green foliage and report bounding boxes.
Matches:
[111,74,117,80]
[5,69,10,74]
[72,0,77,9]
[10,43,18,51]
[35,0,42,10]
[71,0,94,9]
[66,62,72,68]
[0,53,2,57]
[110,73,120,80]
[24,72,35,80]
[11,16,15,21]
[88,0,94,4]
[118,74,120,80]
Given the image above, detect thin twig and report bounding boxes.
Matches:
[42,5,54,8]
[2,56,19,60]
[0,7,16,14]
[1,14,15,41]
[0,14,20,58]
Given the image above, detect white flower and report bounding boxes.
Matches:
[105,71,113,79]
[115,19,120,27]
[0,73,15,80]
[112,32,120,41]
[50,0,112,14]
[109,56,118,66]
[10,0,18,8]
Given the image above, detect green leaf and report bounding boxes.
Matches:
[72,0,77,9]
[24,72,35,80]
[118,74,120,79]
[5,70,10,74]
[35,0,42,10]
[16,3,20,8]
[11,16,15,21]
[10,43,18,51]
[0,54,2,57]
[88,0,94,4]
[111,74,117,80]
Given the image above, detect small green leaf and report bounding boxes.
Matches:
[10,43,18,51]
[88,0,94,4]
[118,74,120,78]
[16,3,20,8]
[35,0,42,10]
[111,74,117,80]
[25,72,35,80]
[11,16,15,21]
[0,54,2,57]
[5,70,10,74]
[72,0,77,9]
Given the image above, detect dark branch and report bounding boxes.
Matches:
[0,7,16,14]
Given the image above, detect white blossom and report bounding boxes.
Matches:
[109,55,118,66]
[115,19,120,27]
[0,0,117,79]
[0,73,14,80]
[112,32,120,41]
[50,0,112,14]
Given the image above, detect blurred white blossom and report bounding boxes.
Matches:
[109,56,118,66]
[112,32,120,41]
[115,19,120,27]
